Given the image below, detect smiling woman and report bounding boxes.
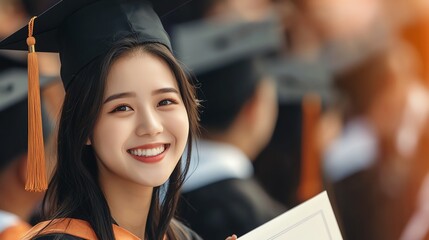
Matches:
[0,0,201,239]
[42,39,199,240]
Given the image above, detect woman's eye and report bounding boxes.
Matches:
[111,105,133,113]
[158,99,176,106]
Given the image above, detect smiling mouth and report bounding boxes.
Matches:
[127,144,169,157]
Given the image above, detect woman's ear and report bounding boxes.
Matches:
[86,138,92,145]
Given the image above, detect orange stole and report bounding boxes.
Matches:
[0,221,31,240]
[22,218,141,240]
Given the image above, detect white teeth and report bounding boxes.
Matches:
[130,145,165,157]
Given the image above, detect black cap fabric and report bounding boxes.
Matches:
[0,0,189,89]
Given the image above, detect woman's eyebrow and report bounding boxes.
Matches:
[152,88,179,96]
[103,92,136,104]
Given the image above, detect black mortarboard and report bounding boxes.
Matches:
[0,0,189,89]
[171,18,283,130]
[0,69,56,111]
[0,0,190,191]
[267,58,333,103]
[0,68,55,171]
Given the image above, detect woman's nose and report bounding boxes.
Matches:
[135,109,163,137]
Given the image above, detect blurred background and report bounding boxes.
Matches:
[3,0,429,239]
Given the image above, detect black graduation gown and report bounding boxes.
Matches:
[178,177,287,240]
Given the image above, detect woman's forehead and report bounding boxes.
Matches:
[104,53,179,95]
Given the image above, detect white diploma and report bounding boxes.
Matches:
[238,191,343,240]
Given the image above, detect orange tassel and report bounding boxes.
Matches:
[25,16,47,192]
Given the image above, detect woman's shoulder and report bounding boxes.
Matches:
[23,218,97,240]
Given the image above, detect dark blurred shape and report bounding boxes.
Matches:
[253,103,303,207]
[197,59,260,131]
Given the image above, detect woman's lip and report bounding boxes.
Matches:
[128,144,169,164]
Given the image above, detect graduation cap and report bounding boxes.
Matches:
[0,69,56,112]
[0,0,189,88]
[171,18,283,130]
[0,0,191,192]
[267,57,333,103]
[0,68,55,172]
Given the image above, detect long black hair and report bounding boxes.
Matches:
[40,36,199,240]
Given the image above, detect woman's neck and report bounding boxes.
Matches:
[99,171,153,239]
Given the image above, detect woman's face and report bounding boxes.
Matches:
[90,51,189,188]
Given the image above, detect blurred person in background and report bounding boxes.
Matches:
[254,0,413,207]
[321,40,429,240]
[168,0,310,211]
[251,0,332,208]
[0,70,56,239]
[271,1,429,239]
[168,4,287,239]
[178,49,285,240]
